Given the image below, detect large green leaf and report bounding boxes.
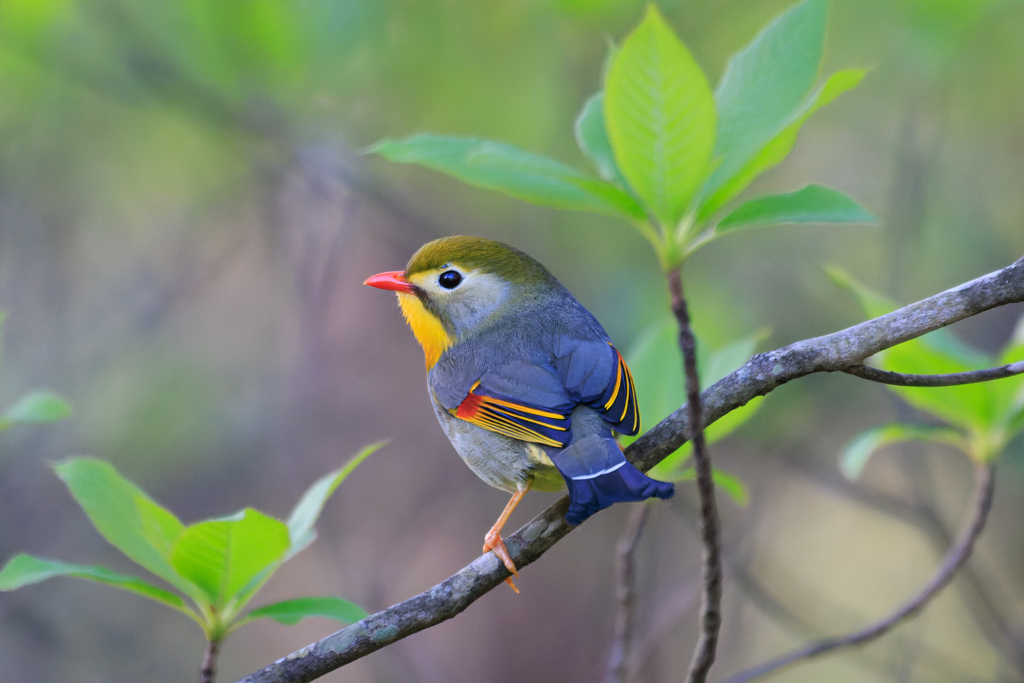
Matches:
[244,596,368,627]
[841,424,968,480]
[574,93,626,186]
[715,184,877,233]
[708,0,828,206]
[0,554,196,619]
[604,5,715,227]
[699,68,866,221]
[53,459,197,598]
[286,441,383,556]
[368,135,644,220]
[170,508,290,608]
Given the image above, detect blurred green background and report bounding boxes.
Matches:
[0,0,1022,681]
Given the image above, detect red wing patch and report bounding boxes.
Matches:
[453,381,571,448]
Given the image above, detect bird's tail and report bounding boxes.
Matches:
[552,434,674,526]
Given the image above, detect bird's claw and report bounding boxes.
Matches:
[483,532,520,593]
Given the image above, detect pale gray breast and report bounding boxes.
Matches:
[430,400,563,493]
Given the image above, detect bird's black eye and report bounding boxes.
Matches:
[438,270,462,289]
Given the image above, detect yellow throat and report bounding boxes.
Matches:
[397,292,454,370]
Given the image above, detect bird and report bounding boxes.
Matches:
[364,236,674,591]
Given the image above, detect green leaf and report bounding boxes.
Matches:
[673,466,750,506]
[367,135,644,220]
[699,68,866,221]
[994,317,1024,435]
[604,5,715,227]
[883,345,993,434]
[170,508,290,608]
[2,391,72,424]
[53,459,197,599]
[841,423,968,480]
[245,596,368,627]
[575,93,626,185]
[708,0,828,206]
[715,184,877,233]
[0,554,194,616]
[286,442,383,552]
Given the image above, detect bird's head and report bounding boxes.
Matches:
[364,236,556,369]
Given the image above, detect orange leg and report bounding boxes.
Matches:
[483,484,530,593]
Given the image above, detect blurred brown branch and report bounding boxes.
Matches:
[236,256,1024,683]
[772,452,1024,678]
[606,502,651,683]
[720,462,996,683]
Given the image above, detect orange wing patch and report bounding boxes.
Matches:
[453,381,570,448]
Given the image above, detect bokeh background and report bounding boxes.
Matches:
[1,0,1023,681]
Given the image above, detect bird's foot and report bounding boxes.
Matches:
[483,531,520,593]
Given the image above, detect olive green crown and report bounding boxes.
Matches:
[405,236,553,285]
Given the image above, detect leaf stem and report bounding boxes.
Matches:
[720,462,996,683]
[667,267,722,683]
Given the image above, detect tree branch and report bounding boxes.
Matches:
[720,462,996,683]
[668,268,722,683]
[844,361,1024,387]
[236,255,1024,683]
[605,502,651,683]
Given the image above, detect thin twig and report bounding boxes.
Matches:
[668,268,722,683]
[202,640,220,683]
[236,256,1024,683]
[606,502,651,683]
[720,462,996,683]
[844,361,1024,387]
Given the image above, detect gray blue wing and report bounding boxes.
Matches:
[554,336,640,436]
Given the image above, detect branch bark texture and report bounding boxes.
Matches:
[237,256,1024,683]
[720,462,996,683]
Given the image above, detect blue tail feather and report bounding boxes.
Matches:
[551,432,674,526]
[562,461,674,526]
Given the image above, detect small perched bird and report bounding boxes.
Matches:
[365,236,673,590]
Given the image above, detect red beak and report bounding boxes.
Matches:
[364,270,417,294]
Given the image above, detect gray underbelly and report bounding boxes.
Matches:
[431,401,565,493]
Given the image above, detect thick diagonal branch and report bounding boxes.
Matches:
[720,462,996,683]
[237,255,1024,683]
